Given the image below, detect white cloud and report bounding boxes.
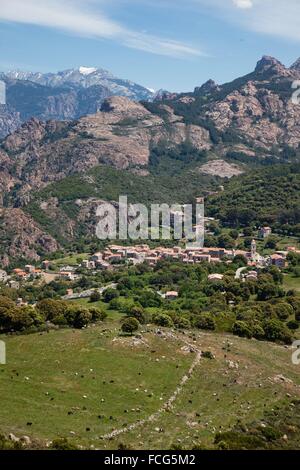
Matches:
[232,0,253,8]
[193,0,300,44]
[0,0,203,58]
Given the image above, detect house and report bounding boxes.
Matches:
[165,291,179,300]
[270,254,286,268]
[82,260,96,269]
[0,269,8,283]
[245,271,258,281]
[58,271,77,281]
[9,280,19,289]
[193,254,211,263]
[259,227,272,239]
[13,269,28,280]
[25,265,35,274]
[96,260,111,270]
[145,256,159,266]
[90,252,103,263]
[42,260,51,270]
[59,265,76,273]
[208,273,224,282]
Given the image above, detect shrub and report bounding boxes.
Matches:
[121,317,139,334]
[263,319,293,344]
[273,303,293,320]
[36,299,69,322]
[194,314,216,331]
[89,307,107,322]
[232,320,253,339]
[102,289,119,303]
[252,322,265,340]
[152,312,174,328]
[12,306,43,331]
[50,438,78,450]
[287,320,299,331]
[127,306,146,324]
[90,291,101,303]
[72,308,92,329]
[202,351,215,359]
[174,316,191,330]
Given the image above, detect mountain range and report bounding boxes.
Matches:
[1,55,300,266]
[0,66,155,138]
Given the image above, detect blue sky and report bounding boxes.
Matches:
[1,0,300,91]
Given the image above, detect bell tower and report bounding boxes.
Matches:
[251,239,257,261]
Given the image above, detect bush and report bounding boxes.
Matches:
[127,306,146,324]
[102,289,119,303]
[90,291,101,303]
[152,312,174,328]
[174,316,191,329]
[252,322,265,340]
[36,299,69,322]
[287,320,299,331]
[263,319,293,344]
[50,438,78,450]
[11,306,43,331]
[72,308,92,329]
[194,314,216,331]
[121,317,139,334]
[273,303,293,320]
[202,351,215,359]
[89,307,107,322]
[0,296,17,331]
[0,433,22,450]
[232,320,253,339]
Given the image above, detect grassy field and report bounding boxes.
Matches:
[1,316,300,450]
[50,253,90,267]
[283,274,300,293]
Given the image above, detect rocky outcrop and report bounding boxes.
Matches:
[198,160,244,178]
[254,56,288,76]
[0,104,22,139]
[194,79,220,95]
[0,208,59,266]
[0,96,211,204]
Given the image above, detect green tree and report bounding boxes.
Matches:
[102,288,119,303]
[263,319,293,344]
[194,314,216,331]
[121,317,139,335]
[232,320,253,339]
[128,306,146,324]
[152,312,174,328]
[90,291,101,303]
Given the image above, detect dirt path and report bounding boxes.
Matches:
[100,331,202,441]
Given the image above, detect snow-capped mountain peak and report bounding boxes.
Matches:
[3,67,155,101]
[79,66,97,76]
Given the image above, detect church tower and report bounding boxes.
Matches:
[251,239,257,261]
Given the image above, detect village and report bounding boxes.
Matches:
[0,225,299,300]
